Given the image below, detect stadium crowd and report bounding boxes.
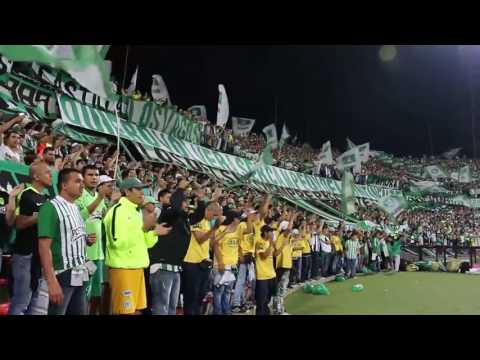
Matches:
[0,112,415,316]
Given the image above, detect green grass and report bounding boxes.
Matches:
[285,272,480,315]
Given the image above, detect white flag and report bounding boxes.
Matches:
[279,123,290,148]
[442,148,462,160]
[152,75,171,103]
[316,141,334,165]
[126,66,138,96]
[232,117,255,136]
[459,166,472,183]
[336,147,361,171]
[262,124,278,150]
[188,105,207,121]
[425,165,447,181]
[377,194,408,218]
[216,84,229,127]
[346,137,356,150]
[17,45,115,100]
[356,142,370,163]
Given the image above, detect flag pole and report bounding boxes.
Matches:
[113,45,130,180]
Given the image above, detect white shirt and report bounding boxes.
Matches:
[0,144,21,163]
[320,235,332,253]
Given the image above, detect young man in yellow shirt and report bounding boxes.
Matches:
[272,212,296,315]
[300,221,312,282]
[182,201,222,315]
[330,229,344,275]
[212,210,242,315]
[289,229,305,287]
[232,195,271,313]
[231,209,256,313]
[255,225,277,315]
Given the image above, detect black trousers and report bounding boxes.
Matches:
[311,252,321,278]
[301,255,312,282]
[255,278,276,316]
[181,262,210,315]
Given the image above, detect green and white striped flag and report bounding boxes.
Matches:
[336,147,361,171]
[226,144,273,188]
[262,124,278,150]
[459,165,472,183]
[410,180,448,194]
[377,194,408,218]
[0,45,116,100]
[341,170,356,215]
[425,165,447,181]
[279,123,290,149]
[346,137,356,150]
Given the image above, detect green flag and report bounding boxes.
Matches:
[0,45,116,100]
[341,170,356,215]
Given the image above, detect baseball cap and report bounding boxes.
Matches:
[119,177,148,190]
[97,175,116,188]
[291,229,300,235]
[279,220,290,231]
[143,196,159,206]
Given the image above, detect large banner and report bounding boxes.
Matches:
[57,94,399,200]
[0,57,202,144]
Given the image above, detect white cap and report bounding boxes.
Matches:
[292,229,300,235]
[71,143,81,148]
[279,220,290,231]
[97,175,115,187]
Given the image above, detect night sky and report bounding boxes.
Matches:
[107,45,477,157]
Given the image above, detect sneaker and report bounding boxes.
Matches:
[231,306,242,314]
[240,305,249,313]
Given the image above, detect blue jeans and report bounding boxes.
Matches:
[346,258,357,278]
[273,268,290,313]
[48,269,87,315]
[150,269,181,315]
[213,269,234,315]
[232,263,247,307]
[8,254,33,315]
[321,252,332,277]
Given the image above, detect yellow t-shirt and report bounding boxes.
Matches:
[255,238,276,280]
[292,238,305,258]
[253,219,265,244]
[275,232,292,269]
[214,225,241,266]
[302,232,311,255]
[331,235,343,252]
[184,218,211,263]
[239,222,255,256]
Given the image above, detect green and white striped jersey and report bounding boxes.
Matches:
[38,195,87,271]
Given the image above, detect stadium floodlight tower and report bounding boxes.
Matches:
[458,45,480,159]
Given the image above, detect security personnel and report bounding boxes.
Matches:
[103,178,171,315]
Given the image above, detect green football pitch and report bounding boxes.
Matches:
[285,272,480,315]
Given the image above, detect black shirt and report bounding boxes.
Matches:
[14,187,49,255]
[0,191,11,247]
